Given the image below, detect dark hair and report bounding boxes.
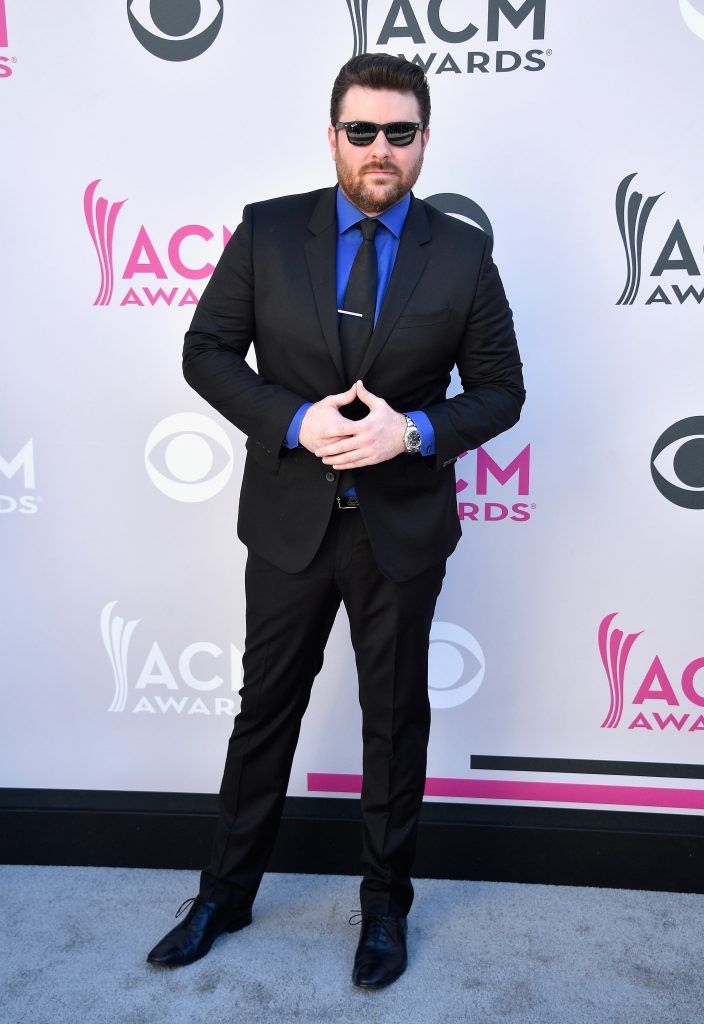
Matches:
[330,53,431,127]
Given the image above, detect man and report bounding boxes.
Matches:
[147,53,525,989]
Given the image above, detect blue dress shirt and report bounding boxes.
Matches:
[283,188,436,493]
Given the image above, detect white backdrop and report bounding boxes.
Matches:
[2,0,704,816]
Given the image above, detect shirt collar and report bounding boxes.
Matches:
[336,186,411,239]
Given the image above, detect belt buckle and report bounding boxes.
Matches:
[336,496,359,510]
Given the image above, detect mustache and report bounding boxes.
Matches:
[361,161,399,174]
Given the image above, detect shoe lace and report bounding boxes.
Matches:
[175,896,198,920]
[348,909,398,944]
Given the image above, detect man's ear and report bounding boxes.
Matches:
[422,126,430,148]
[327,124,337,161]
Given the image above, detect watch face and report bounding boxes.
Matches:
[406,428,421,450]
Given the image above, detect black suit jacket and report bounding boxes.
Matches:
[182,186,525,581]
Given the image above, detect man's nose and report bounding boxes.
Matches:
[369,129,393,159]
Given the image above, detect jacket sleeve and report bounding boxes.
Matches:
[422,234,526,469]
[182,204,308,455]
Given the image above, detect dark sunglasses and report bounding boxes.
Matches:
[334,120,423,147]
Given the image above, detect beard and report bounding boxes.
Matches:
[335,146,425,214]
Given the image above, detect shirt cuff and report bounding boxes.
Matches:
[405,410,435,456]
[283,402,312,448]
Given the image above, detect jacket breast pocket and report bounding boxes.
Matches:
[396,308,450,329]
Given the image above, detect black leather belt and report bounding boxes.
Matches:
[336,495,360,510]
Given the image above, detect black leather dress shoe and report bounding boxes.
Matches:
[351,913,408,989]
[146,896,252,967]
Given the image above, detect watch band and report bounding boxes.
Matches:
[403,414,422,454]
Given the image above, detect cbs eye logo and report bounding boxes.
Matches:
[425,193,493,241]
[680,0,704,42]
[127,0,224,61]
[651,416,704,510]
[427,621,485,709]
[145,413,233,502]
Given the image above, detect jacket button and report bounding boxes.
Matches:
[325,471,335,482]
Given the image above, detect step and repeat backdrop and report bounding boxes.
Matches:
[2,1,704,816]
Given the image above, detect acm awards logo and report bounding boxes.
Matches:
[616,173,704,307]
[599,612,704,735]
[127,0,224,61]
[0,440,40,515]
[84,182,493,310]
[0,0,17,80]
[651,417,704,510]
[455,444,531,522]
[344,0,549,74]
[102,601,243,716]
[84,179,233,308]
[102,602,483,714]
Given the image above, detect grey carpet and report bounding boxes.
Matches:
[1,865,701,1024]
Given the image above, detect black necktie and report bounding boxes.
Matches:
[336,218,379,495]
[339,217,379,387]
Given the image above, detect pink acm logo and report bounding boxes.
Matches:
[0,0,16,80]
[599,612,704,733]
[84,179,232,307]
[455,443,532,522]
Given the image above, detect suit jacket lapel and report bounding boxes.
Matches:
[358,194,431,381]
[304,187,346,386]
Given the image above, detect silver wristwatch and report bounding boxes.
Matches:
[403,414,422,454]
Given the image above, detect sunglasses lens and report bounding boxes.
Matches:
[385,123,417,146]
[345,122,378,146]
[340,122,419,146]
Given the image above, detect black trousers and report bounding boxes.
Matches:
[198,504,446,917]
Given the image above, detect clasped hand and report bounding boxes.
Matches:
[298,380,406,470]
